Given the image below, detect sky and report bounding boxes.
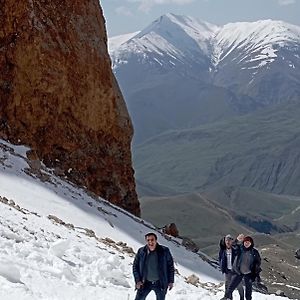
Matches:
[100,0,300,37]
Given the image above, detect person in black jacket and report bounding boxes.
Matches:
[224,236,261,300]
[133,232,175,300]
[219,234,244,300]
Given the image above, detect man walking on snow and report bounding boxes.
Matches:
[133,232,174,300]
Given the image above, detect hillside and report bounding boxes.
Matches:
[134,102,300,197]
[140,193,252,250]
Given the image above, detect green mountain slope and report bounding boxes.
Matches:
[134,103,300,196]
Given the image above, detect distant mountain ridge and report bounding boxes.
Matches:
[110,14,300,75]
[109,14,300,144]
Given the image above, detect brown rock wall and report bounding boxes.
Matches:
[0,0,140,215]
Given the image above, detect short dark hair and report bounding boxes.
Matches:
[145,232,157,240]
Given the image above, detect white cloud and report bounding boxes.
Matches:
[278,0,295,5]
[115,6,133,16]
[128,0,195,13]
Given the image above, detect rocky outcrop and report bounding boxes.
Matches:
[162,223,179,237]
[0,1,139,215]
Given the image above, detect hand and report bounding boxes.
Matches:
[168,283,174,290]
[136,281,143,289]
[236,234,244,242]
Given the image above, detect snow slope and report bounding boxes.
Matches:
[213,19,300,68]
[0,139,288,300]
[108,31,140,53]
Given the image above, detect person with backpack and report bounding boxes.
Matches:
[219,234,244,300]
[133,232,174,300]
[224,236,261,300]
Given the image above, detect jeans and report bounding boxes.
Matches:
[225,274,253,300]
[225,271,244,299]
[134,280,167,300]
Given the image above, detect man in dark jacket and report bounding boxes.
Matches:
[133,232,175,300]
[219,234,244,300]
[224,236,261,300]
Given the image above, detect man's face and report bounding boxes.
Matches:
[225,239,233,249]
[146,235,157,251]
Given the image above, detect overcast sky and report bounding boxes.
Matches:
[100,0,300,37]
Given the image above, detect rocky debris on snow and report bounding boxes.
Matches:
[48,215,75,230]
[84,229,97,238]
[24,166,51,183]
[186,274,200,286]
[122,246,135,255]
[0,196,28,215]
[182,237,200,253]
[97,206,117,217]
[100,238,135,256]
[184,273,223,294]
[46,213,136,257]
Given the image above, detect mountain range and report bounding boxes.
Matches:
[109,13,300,197]
[109,13,300,144]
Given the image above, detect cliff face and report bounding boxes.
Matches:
[0,0,140,215]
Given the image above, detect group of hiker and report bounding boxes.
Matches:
[132,232,262,300]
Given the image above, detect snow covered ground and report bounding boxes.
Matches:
[0,139,288,300]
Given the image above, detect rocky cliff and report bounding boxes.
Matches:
[0,0,140,215]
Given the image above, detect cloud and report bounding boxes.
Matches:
[278,0,295,5]
[128,0,195,13]
[115,6,133,16]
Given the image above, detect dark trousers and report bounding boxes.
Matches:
[225,271,244,300]
[225,274,252,300]
[134,280,167,300]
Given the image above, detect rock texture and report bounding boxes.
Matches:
[0,0,140,215]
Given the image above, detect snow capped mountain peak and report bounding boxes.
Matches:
[108,31,140,53]
[215,19,300,49]
[212,19,300,68]
[135,13,218,43]
[109,15,300,73]
[110,14,218,71]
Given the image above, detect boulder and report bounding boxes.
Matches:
[186,274,200,286]
[162,223,179,237]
